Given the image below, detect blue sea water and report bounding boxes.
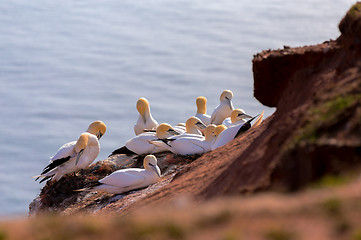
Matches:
[0,0,356,216]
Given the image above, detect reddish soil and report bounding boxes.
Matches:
[94,3,361,215]
[29,4,361,230]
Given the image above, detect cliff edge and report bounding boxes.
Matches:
[30,3,361,217]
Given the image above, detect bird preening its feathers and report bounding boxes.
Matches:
[34,121,107,183]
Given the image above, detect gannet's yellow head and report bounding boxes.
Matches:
[136,98,149,116]
[156,123,179,139]
[86,121,107,139]
[231,109,252,123]
[75,133,89,153]
[74,133,90,165]
[204,124,216,141]
[185,117,206,132]
[220,90,233,102]
[196,96,207,114]
[214,125,227,138]
[144,155,161,177]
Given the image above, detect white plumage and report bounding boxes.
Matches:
[150,125,216,155]
[212,112,263,150]
[210,90,235,125]
[85,155,161,194]
[35,121,106,182]
[134,98,158,135]
[222,109,252,127]
[194,96,211,125]
[173,116,206,136]
[110,123,179,156]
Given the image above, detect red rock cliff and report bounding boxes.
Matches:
[30,3,361,215]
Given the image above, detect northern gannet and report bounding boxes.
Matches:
[35,121,107,182]
[174,116,207,135]
[214,124,227,139]
[150,124,217,155]
[134,98,158,135]
[109,123,179,156]
[212,113,263,150]
[210,90,235,125]
[78,155,161,194]
[195,96,211,126]
[222,109,252,127]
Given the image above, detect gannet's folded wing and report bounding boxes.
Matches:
[100,170,146,188]
[51,141,76,161]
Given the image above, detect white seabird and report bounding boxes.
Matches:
[214,124,227,140]
[222,109,252,127]
[174,116,207,136]
[150,124,217,155]
[79,155,161,194]
[134,97,158,135]
[210,90,235,125]
[109,123,180,156]
[194,96,211,126]
[35,121,107,182]
[212,112,264,150]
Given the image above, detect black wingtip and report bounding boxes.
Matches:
[108,146,136,157]
[39,176,52,184]
[143,129,156,133]
[234,115,259,138]
[88,181,103,188]
[40,156,71,175]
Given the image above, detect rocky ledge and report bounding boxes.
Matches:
[30,3,361,218]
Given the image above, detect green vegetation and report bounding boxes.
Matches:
[321,198,342,216]
[127,221,186,240]
[311,174,350,188]
[31,215,105,240]
[285,93,360,151]
[196,209,233,228]
[353,229,361,240]
[0,230,7,240]
[163,223,185,240]
[349,3,361,18]
[221,230,239,240]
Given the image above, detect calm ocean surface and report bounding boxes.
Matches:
[0,0,355,216]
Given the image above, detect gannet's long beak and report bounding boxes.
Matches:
[168,129,180,135]
[225,97,233,110]
[239,113,253,119]
[142,113,146,124]
[248,115,259,124]
[150,163,162,177]
[196,121,207,129]
[96,131,103,140]
[75,149,84,165]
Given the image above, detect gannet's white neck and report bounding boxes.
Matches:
[204,124,216,142]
